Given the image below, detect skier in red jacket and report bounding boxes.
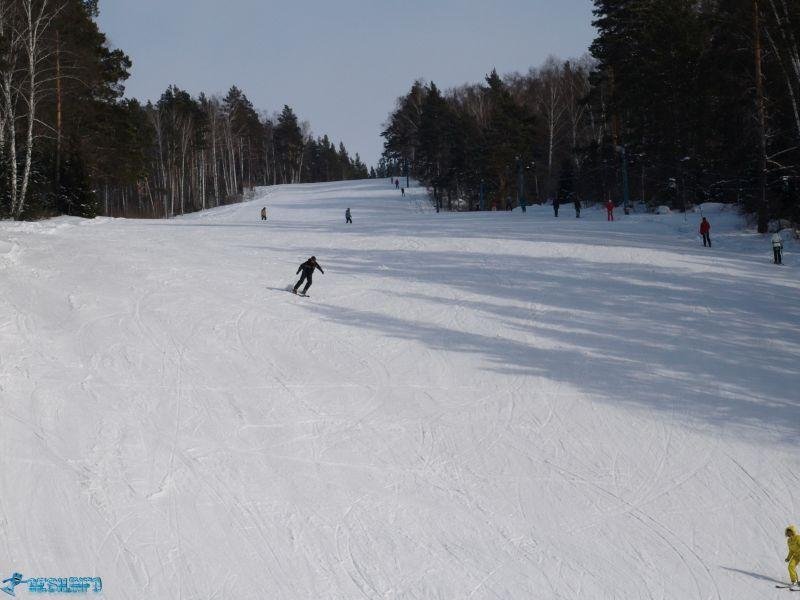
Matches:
[605,200,615,221]
[700,217,711,247]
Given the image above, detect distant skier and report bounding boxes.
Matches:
[699,217,711,247]
[395,179,399,189]
[260,207,267,221]
[574,196,581,218]
[785,525,800,589]
[606,200,615,221]
[345,208,352,224]
[553,194,561,217]
[293,256,324,295]
[401,187,405,196]
[772,231,784,264]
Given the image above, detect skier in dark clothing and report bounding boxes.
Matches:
[553,195,561,217]
[345,208,352,223]
[293,257,324,295]
[574,197,581,218]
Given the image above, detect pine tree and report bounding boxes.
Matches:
[274,105,304,183]
[482,70,536,209]
[58,142,97,218]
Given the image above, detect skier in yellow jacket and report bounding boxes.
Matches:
[786,525,800,586]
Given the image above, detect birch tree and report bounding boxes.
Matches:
[537,57,569,187]
[764,0,800,143]
[0,0,61,218]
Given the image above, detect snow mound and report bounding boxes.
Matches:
[695,202,732,213]
[0,238,19,268]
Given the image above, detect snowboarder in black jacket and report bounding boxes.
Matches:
[293,256,324,295]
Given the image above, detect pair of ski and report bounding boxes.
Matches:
[776,584,800,591]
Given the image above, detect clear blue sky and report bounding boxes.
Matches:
[97,0,596,167]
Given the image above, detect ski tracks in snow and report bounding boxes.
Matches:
[0,182,797,599]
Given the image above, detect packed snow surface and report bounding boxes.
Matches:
[0,180,798,599]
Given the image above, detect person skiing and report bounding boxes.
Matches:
[574,196,581,218]
[700,217,711,247]
[553,194,561,217]
[293,256,324,295]
[345,208,352,224]
[772,231,784,265]
[606,199,615,221]
[260,207,267,221]
[785,525,800,588]
[401,187,405,196]
[395,179,399,190]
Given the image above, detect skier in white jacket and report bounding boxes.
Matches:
[772,232,784,265]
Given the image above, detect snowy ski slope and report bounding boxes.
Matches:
[0,179,798,599]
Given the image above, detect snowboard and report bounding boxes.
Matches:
[286,286,309,298]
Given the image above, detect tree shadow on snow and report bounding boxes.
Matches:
[296,246,800,444]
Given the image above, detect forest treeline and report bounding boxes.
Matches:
[0,0,368,220]
[381,0,800,230]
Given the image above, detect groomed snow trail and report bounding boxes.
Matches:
[0,180,798,599]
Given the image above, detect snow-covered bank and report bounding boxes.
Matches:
[0,180,798,599]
